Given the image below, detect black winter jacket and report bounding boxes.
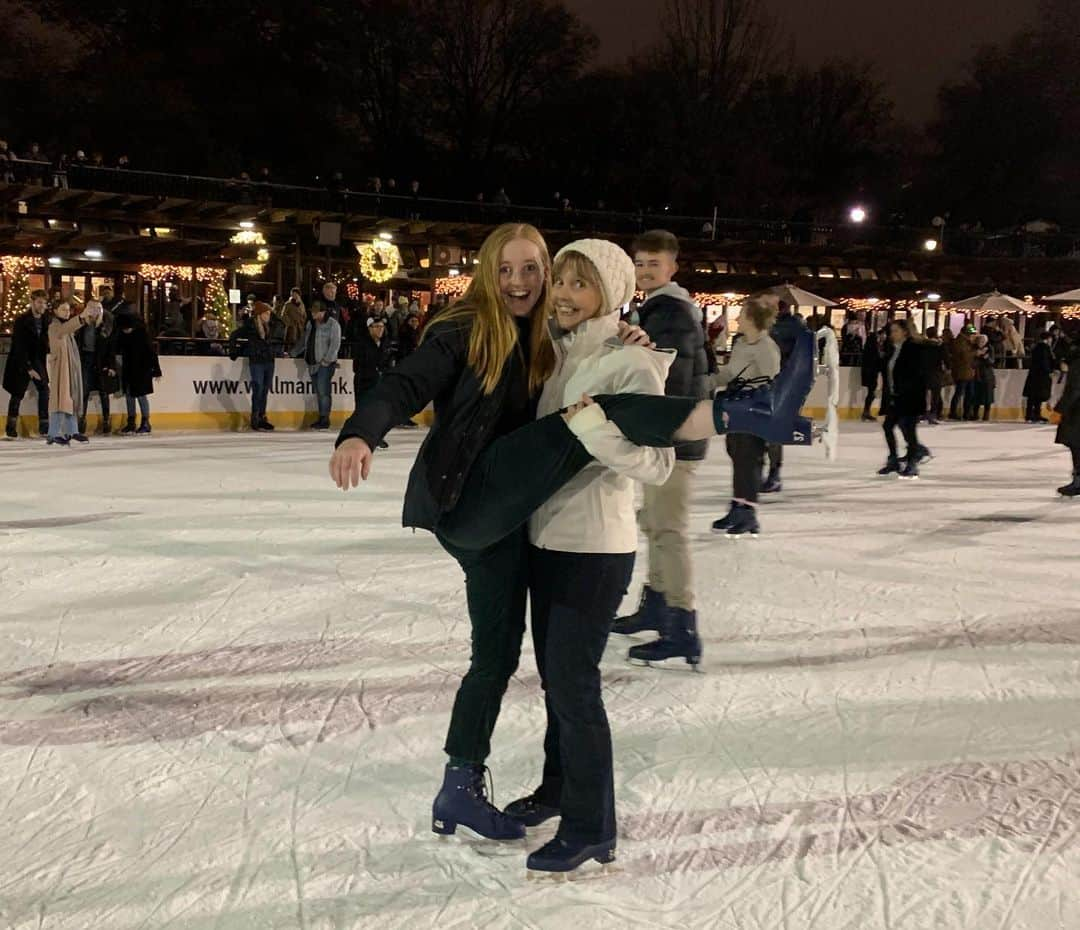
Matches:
[115,322,162,396]
[336,318,536,531]
[1055,348,1080,448]
[860,337,882,388]
[638,292,710,461]
[1024,342,1054,403]
[228,318,280,366]
[770,311,808,367]
[3,311,50,396]
[352,328,395,392]
[881,339,927,417]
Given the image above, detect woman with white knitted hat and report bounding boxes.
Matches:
[504,239,676,876]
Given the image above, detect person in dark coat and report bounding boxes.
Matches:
[351,316,395,447]
[77,299,118,435]
[761,299,808,489]
[878,319,928,479]
[397,312,423,361]
[1054,344,1080,495]
[229,301,280,431]
[1024,331,1055,423]
[972,334,996,421]
[860,327,884,421]
[115,314,161,434]
[922,327,946,425]
[3,289,50,438]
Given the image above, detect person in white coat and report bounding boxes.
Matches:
[504,239,675,876]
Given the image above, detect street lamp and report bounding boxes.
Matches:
[848,205,868,224]
[924,239,939,252]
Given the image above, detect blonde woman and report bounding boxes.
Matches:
[46,301,90,445]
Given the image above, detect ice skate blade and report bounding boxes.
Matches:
[527,858,618,882]
[628,657,703,673]
[725,532,759,539]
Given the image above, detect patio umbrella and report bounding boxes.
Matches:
[948,290,1040,315]
[761,284,837,308]
[1043,288,1080,302]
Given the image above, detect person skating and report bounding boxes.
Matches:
[4,289,50,439]
[1053,344,1080,496]
[506,240,674,876]
[708,296,781,538]
[860,327,884,422]
[611,230,709,658]
[878,320,928,479]
[973,334,996,422]
[77,299,117,436]
[45,301,90,445]
[115,313,161,435]
[1024,331,1054,423]
[761,299,808,491]
[229,301,280,431]
[352,315,395,448]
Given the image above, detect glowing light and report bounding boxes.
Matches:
[238,221,255,230]
[378,231,393,241]
[435,274,471,297]
[84,249,103,259]
[849,206,868,224]
[926,293,942,301]
[924,239,939,252]
[48,256,62,266]
[357,240,401,284]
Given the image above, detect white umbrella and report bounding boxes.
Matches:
[1043,288,1080,302]
[947,290,1040,314]
[761,284,837,308]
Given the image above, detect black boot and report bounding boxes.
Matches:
[505,788,561,827]
[710,501,737,534]
[78,415,87,436]
[1058,474,1080,497]
[101,415,112,435]
[38,417,48,437]
[136,420,152,435]
[899,456,920,480]
[628,607,702,669]
[612,585,668,636]
[877,455,901,476]
[4,417,16,440]
[121,417,137,435]
[724,502,761,537]
[431,764,526,840]
[760,469,782,494]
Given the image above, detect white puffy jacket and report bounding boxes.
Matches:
[529,312,675,554]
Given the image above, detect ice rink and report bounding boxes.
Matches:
[2,422,1078,930]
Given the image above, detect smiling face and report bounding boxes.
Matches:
[54,302,72,320]
[634,250,678,293]
[551,254,604,332]
[499,238,544,318]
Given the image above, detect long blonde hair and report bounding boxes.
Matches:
[432,223,556,395]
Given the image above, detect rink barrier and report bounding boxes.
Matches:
[0,357,1057,433]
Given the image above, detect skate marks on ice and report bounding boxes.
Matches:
[611,754,1080,879]
[0,511,140,530]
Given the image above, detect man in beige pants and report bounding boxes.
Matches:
[613,231,710,666]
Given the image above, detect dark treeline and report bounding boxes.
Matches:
[1,0,1077,227]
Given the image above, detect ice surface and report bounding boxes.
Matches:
[1,423,1078,930]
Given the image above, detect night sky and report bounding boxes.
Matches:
[565,0,1039,122]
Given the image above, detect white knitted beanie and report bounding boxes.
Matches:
[553,239,637,314]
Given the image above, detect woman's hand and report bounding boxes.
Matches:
[330,437,373,490]
[617,321,654,349]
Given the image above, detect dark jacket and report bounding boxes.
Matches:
[922,339,946,391]
[228,317,280,366]
[116,321,162,396]
[352,327,395,392]
[637,287,710,461]
[1055,349,1080,447]
[1024,342,1054,403]
[881,339,927,417]
[397,320,422,361]
[336,318,535,531]
[770,310,808,368]
[860,336,882,388]
[78,315,119,395]
[950,334,976,382]
[3,310,50,396]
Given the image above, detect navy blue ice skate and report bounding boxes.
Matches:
[505,789,561,827]
[526,836,616,875]
[612,585,668,636]
[713,328,816,445]
[431,764,526,840]
[723,502,760,538]
[628,607,702,669]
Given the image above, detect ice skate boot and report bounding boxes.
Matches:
[914,444,933,465]
[505,789,561,827]
[899,457,920,480]
[612,585,667,636]
[4,417,17,440]
[861,412,877,422]
[628,607,702,669]
[725,502,760,537]
[877,455,901,476]
[1058,474,1080,497]
[526,837,616,878]
[38,417,48,437]
[137,420,152,435]
[120,417,137,435]
[259,418,275,431]
[760,469,782,494]
[431,764,526,840]
[72,433,89,443]
[711,501,737,534]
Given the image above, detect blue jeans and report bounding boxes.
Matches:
[311,365,333,422]
[528,546,635,844]
[48,411,78,440]
[250,361,273,422]
[126,393,150,421]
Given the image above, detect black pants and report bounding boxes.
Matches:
[766,442,782,475]
[437,528,529,765]
[6,378,49,423]
[1072,446,1080,474]
[883,412,919,461]
[727,433,766,503]
[1026,397,1046,422]
[950,381,974,419]
[862,385,876,417]
[529,546,634,844]
[928,388,943,421]
[80,356,110,423]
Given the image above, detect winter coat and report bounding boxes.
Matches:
[950,334,976,382]
[637,284,710,462]
[1024,342,1054,402]
[78,314,119,396]
[352,327,395,392]
[1002,323,1025,360]
[711,332,781,390]
[397,321,422,360]
[336,317,537,531]
[881,339,927,417]
[229,317,280,366]
[3,310,50,396]
[770,310,809,367]
[1054,352,1080,447]
[530,312,674,555]
[46,315,85,415]
[860,337,882,388]
[291,316,342,373]
[922,339,946,391]
[280,299,307,348]
[115,322,162,396]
